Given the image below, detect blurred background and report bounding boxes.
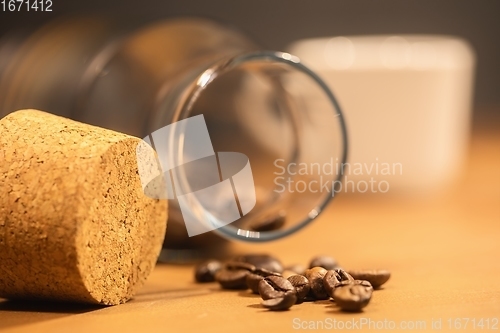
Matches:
[0,0,499,121]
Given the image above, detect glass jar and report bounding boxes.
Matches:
[0,17,347,261]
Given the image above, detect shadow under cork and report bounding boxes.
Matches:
[0,298,102,330]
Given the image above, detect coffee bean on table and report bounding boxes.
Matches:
[194,260,223,283]
[347,269,391,289]
[246,268,281,294]
[215,269,250,289]
[255,267,281,277]
[249,211,286,232]
[323,269,341,298]
[225,261,256,272]
[234,254,283,273]
[324,271,373,298]
[246,274,265,294]
[258,280,284,300]
[258,275,295,300]
[309,255,338,270]
[215,262,255,290]
[335,268,354,282]
[333,281,373,312]
[305,267,329,300]
[261,291,297,311]
[195,253,387,313]
[335,279,374,291]
[287,275,310,303]
[354,280,374,292]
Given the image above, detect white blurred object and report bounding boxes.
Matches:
[286,35,476,194]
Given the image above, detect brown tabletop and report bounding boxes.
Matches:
[1,127,499,333]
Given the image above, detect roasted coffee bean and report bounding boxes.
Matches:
[287,275,310,303]
[246,273,265,294]
[261,275,294,293]
[224,261,256,272]
[347,269,391,289]
[258,275,295,300]
[335,279,374,291]
[284,264,306,276]
[234,254,283,273]
[359,280,373,289]
[254,267,280,276]
[249,211,286,232]
[258,279,284,300]
[194,260,223,283]
[323,267,354,298]
[303,294,317,302]
[309,255,338,270]
[215,260,256,289]
[261,291,297,311]
[323,269,341,297]
[335,268,354,282]
[333,282,373,312]
[246,268,281,294]
[305,267,329,300]
[355,280,374,291]
[215,265,252,290]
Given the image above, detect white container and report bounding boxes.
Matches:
[287,35,475,194]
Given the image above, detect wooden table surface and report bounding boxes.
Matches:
[1,127,499,333]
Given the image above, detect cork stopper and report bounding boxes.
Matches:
[0,110,168,305]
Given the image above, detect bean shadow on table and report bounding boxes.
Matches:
[324,301,370,314]
[237,291,261,298]
[0,299,102,330]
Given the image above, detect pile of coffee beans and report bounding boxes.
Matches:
[194,254,390,312]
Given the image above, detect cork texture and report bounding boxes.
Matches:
[0,110,168,305]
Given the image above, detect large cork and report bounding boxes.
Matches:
[0,110,167,305]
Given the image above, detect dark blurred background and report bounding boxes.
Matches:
[0,0,499,121]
